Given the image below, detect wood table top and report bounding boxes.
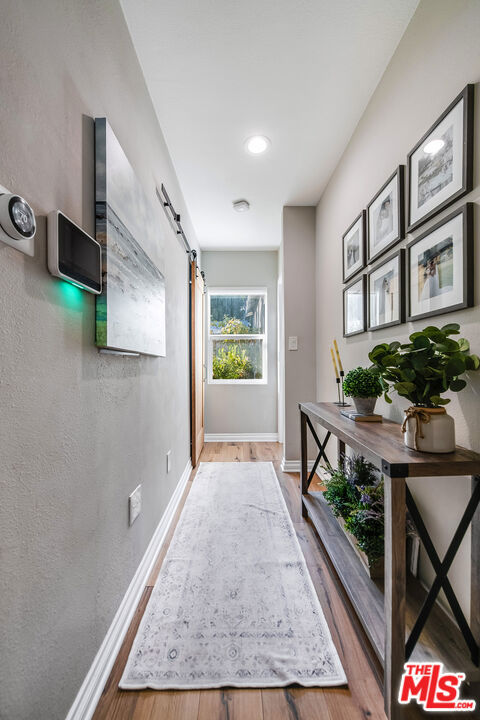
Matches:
[299,401,480,478]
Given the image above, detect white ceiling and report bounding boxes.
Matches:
[120,0,418,250]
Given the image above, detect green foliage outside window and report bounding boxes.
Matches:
[212,344,255,379]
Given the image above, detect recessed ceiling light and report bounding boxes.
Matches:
[245,135,271,155]
[233,199,250,212]
[423,139,445,155]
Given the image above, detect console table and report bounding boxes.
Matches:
[299,401,480,720]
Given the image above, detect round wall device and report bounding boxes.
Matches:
[0,193,36,241]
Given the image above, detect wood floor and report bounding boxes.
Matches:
[92,442,386,720]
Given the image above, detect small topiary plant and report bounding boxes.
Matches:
[343,367,383,399]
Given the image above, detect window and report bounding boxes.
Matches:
[208,288,267,384]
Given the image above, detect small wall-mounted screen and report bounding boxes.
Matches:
[58,213,101,292]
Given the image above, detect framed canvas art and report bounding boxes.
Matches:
[342,211,366,283]
[343,274,367,337]
[407,85,474,232]
[95,118,166,356]
[407,204,473,322]
[367,249,405,331]
[367,166,405,262]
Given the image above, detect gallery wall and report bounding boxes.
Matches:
[202,251,278,436]
[0,1,199,719]
[315,0,480,618]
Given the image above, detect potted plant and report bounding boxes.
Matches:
[343,367,383,415]
[322,455,384,578]
[368,323,480,452]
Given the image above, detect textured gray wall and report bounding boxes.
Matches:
[282,207,317,462]
[0,2,198,719]
[202,251,278,435]
[315,0,480,617]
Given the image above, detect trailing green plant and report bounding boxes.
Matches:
[368,323,480,407]
[322,455,384,563]
[212,344,255,379]
[342,367,383,399]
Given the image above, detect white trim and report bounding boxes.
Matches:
[207,288,268,384]
[280,458,328,481]
[65,459,192,720]
[204,433,279,442]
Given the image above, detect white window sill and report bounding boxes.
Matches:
[208,378,268,385]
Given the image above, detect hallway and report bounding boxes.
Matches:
[92,443,385,720]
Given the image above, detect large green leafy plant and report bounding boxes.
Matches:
[369,323,479,407]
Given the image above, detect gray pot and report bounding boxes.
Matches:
[353,397,377,415]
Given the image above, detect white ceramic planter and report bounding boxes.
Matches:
[353,397,377,415]
[403,407,455,453]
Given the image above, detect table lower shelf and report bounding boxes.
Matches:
[303,491,480,683]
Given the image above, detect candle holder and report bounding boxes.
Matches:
[334,370,350,407]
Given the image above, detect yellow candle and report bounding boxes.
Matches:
[330,347,339,379]
[333,338,343,373]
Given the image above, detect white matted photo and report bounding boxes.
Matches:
[408,85,474,231]
[367,167,404,262]
[343,275,366,337]
[407,204,473,322]
[368,250,404,331]
[342,211,366,282]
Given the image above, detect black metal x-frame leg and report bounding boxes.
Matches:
[405,477,480,665]
[305,415,331,487]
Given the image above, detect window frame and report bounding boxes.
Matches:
[207,287,268,385]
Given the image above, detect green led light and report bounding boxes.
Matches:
[57,279,84,309]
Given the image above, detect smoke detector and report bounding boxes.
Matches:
[233,199,250,213]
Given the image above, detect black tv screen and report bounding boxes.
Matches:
[58,213,101,292]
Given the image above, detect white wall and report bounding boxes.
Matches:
[202,251,278,436]
[0,2,198,719]
[282,207,317,463]
[315,0,480,617]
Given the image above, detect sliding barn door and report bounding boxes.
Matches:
[190,260,205,466]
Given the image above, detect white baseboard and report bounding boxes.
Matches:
[66,459,192,720]
[280,458,327,481]
[204,433,279,442]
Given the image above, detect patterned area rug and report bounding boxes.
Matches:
[119,462,346,689]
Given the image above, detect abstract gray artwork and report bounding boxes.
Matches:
[95,118,166,356]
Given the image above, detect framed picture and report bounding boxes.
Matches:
[367,249,405,331]
[342,211,366,282]
[343,274,367,337]
[367,166,405,262]
[407,204,473,322]
[407,85,474,232]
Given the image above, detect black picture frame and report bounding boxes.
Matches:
[407,84,474,233]
[367,249,405,332]
[343,274,367,337]
[342,211,366,283]
[407,203,473,322]
[367,166,405,263]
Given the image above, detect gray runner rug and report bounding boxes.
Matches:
[119,461,346,689]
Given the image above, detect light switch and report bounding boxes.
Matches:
[288,336,298,351]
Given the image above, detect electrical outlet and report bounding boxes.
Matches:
[166,450,172,473]
[129,484,142,526]
[288,336,298,351]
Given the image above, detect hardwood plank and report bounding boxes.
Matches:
[92,442,388,720]
[92,586,153,720]
[198,688,263,720]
